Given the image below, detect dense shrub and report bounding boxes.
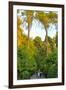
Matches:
[41,48,58,78]
[17,44,37,79]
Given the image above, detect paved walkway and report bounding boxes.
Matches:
[30,72,45,79]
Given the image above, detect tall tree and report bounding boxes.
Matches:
[21,10,34,48]
[35,11,58,56]
[26,11,34,48]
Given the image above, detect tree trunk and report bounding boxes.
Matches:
[27,23,30,48]
[27,11,33,49]
[27,14,31,49]
[45,27,48,56]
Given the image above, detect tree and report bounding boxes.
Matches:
[21,10,34,48]
[35,11,58,56]
[34,36,43,48]
[48,36,56,52]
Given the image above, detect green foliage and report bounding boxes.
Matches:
[48,11,58,24]
[35,46,46,70]
[34,36,43,48]
[47,64,58,78]
[17,37,58,79]
[17,43,37,79]
[48,49,58,78]
[48,36,56,51]
[41,48,58,78]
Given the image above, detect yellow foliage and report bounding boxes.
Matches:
[17,17,23,26]
[17,29,23,48]
[17,17,23,48]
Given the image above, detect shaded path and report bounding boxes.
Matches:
[30,72,45,79]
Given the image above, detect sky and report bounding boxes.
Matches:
[18,10,57,41]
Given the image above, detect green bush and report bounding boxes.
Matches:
[17,36,58,79]
[17,44,37,79]
[47,64,58,78]
[41,48,58,78]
